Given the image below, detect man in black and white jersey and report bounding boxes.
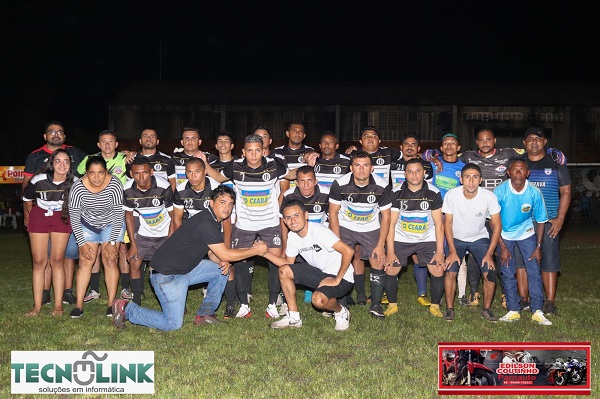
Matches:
[308,131,350,190]
[123,157,174,306]
[201,134,297,319]
[328,150,392,319]
[128,128,176,191]
[171,127,219,187]
[273,121,314,191]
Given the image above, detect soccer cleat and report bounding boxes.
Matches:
[321,311,334,318]
[356,293,367,306]
[417,295,431,307]
[270,314,303,329]
[304,290,313,303]
[235,304,252,318]
[42,290,51,306]
[265,303,280,319]
[429,304,443,318]
[62,289,76,305]
[275,292,284,306]
[334,307,351,331]
[381,293,389,304]
[500,293,507,309]
[369,304,385,319]
[106,306,113,317]
[458,295,470,306]
[112,299,128,329]
[194,314,222,325]
[247,294,253,303]
[223,305,236,319]
[481,308,498,322]
[278,302,289,316]
[469,292,480,306]
[201,287,208,298]
[444,308,455,321]
[520,297,530,312]
[499,310,521,322]
[384,304,398,317]
[532,310,553,325]
[543,300,558,316]
[83,290,101,303]
[120,288,133,300]
[69,307,83,319]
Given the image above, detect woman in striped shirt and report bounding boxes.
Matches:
[68,156,124,318]
[23,149,76,316]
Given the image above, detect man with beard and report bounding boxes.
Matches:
[273,121,314,191]
[171,127,218,186]
[127,128,176,191]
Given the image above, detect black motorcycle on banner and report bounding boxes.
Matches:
[442,349,497,386]
[546,358,584,386]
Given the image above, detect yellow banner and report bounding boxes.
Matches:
[0,166,25,184]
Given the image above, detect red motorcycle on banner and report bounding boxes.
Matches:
[442,349,497,386]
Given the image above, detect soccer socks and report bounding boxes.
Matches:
[90,272,100,293]
[370,269,385,305]
[234,261,250,305]
[467,256,481,294]
[130,278,142,306]
[268,261,281,304]
[354,274,366,297]
[224,279,236,307]
[414,265,428,296]
[120,273,130,291]
[430,275,444,305]
[384,274,399,303]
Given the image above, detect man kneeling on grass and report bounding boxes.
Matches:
[263,199,354,331]
[111,186,268,330]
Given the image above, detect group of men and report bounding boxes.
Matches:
[24,121,571,331]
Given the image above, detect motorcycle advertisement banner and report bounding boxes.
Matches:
[438,342,590,395]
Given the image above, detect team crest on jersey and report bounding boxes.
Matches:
[154,164,162,171]
[314,165,321,173]
[420,201,430,210]
[455,171,461,178]
[495,165,507,173]
[544,168,552,175]
[273,236,281,246]
[152,198,161,207]
[297,156,304,163]
[333,166,342,174]
[262,172,271,182]
[367,195,376,203]
[376,157,385,165]
[113,166,123,175]
[521,203,532,213]
[313,204,322,213]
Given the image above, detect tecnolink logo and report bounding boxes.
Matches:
[11,351,154,394]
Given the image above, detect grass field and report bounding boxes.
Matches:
[1,226,598,399]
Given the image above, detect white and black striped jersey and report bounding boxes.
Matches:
[272,144,314,171]
[314,153,350,189]
[69,176,124,246]
[347,146,402,185]
[123,176,174,238]
[128,152,176,183]
[329,173,392,232]
[23,173,78,211]
[459,148,525,191]
[171,150,219,186]
[390,157,434,190]
[221,156,288,231]
[210,158,236,189]
[281,185,330,224]
[173,177,220,221]
[390,181,442,243]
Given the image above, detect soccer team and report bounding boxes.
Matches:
[22,121,571,331]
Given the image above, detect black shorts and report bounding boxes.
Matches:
[289,261,353,300]
[232,225,282,249]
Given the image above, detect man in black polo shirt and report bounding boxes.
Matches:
[111,186,268,330]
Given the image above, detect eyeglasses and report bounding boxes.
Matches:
[53,159,70,165]
[47,130,65,136]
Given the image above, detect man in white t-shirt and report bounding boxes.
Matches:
[442,163,502,322]
[262,199,354,331]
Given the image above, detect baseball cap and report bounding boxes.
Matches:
[441,133,459,141]
[524,127,545,139]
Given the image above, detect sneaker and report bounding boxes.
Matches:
[235,304,252,318]
[334,307,351,331]
[112,299,128,329]
[322,311,334,318]
[469,292,480,306]
[429,304,443,317]
[224,305,236,319]
[270,314,303,329]
[356,293,367,306]
[482,308,498,322]
[458,295,470,306]
[201,287,208,298]
[444,308,455,321]
[120,288,133,300]
[276,292,284,306]
[384,304,398,317]
[278,302,289,316]
[69,307,83,319]
[381,293,389,304]
[247,294,253,303]
[304,290,313,303]
[543,300,558,316]
[500,293,507,309]
[520,297,530,312]
[499,310,521,322]
[83,290,101,303]
[265,303,280,319]
[106,306,113,317]
[532,310,553,325]
[42,290,51,306]
[62,289,76,305]
[417,295,431,307]
[194,314,222,325]
[369,304,385,319]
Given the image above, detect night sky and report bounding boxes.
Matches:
[1,2,595,163]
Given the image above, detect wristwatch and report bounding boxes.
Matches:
[109,241,117,246]
[536,243,543,248]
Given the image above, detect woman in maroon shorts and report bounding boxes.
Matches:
[23,149,76,316]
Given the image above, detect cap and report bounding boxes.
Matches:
[524,127,545,139]
[441,133,459,142]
